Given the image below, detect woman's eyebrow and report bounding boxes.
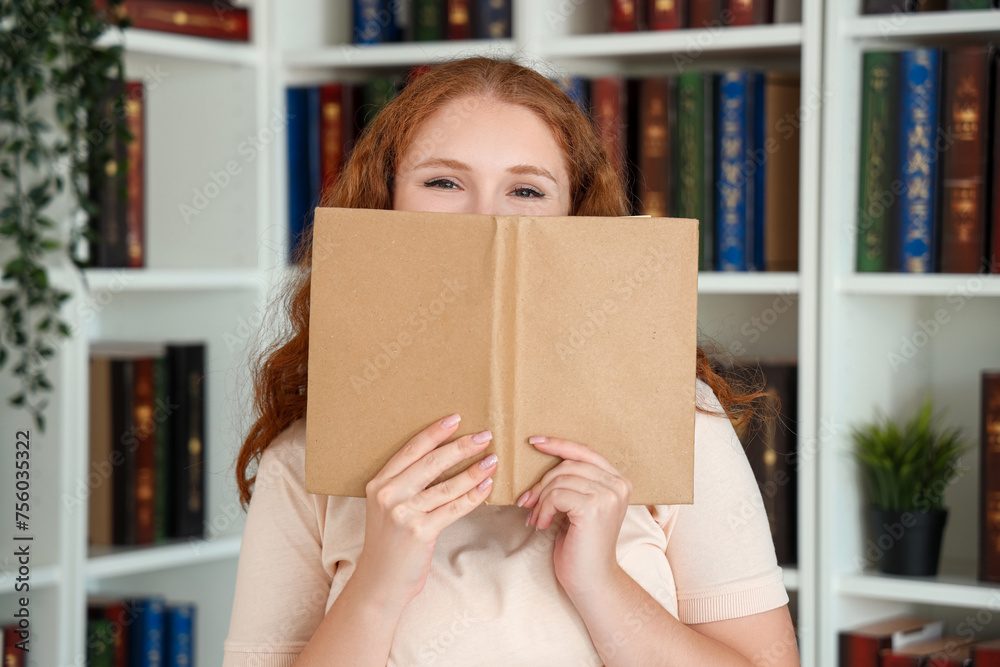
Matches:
[507,164,557,185]
[412,157,470,171]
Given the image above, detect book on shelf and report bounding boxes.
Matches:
[838,616,944,667]
[353,0,511,44]
[88,78,145,269]
[88,597,196,667]
[857,44,999,274]
[981,370,1000,583]
[88,341,206,547]
[971,638,1000,665]
[1,626,26,666]
[610,0,800,30]
[96,0,251,41]
[863,0,996,12]
[879,635,974,667]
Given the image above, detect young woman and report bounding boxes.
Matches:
[223,57,799,667]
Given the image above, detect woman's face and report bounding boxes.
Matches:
[393,96,572,216]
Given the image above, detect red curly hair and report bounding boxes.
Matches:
[235,56,768,509]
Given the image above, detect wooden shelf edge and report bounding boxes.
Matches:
[838,570,1000,609]
[85,534,242,581]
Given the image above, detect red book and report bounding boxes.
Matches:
[941,45,994,273]
[447,0,472,39]
[981,371,1000,583]
[610,0,641,31]
[838,617,943,667]
[133,357,156,544]
[689,0,724,27]
[3,626,26,666]
[319,84,346,197]
[879,636,973,667]
[88,598,135,667]
[971,638,1000,666]
[635,77,672,217]
[649,0,684,29]
[993,53,1000,273]
[124,81,144,268]
[97,0,250,41]
[591,78,627,180]
[729,0,775,25]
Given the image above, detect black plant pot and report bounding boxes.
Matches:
[866,507,948,576]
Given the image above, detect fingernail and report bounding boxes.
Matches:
[528,436,547,444]
[516,490,530,507]
[525,509,532,526]
[472,429,493,444]
[440,414,461,428]
[477,476,493,492]
[479,454,498,470]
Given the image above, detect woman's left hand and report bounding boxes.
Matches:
[518,436,632,603]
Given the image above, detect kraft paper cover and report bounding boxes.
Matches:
[304,207,698,505]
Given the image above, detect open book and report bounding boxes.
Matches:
[304,207,699,505]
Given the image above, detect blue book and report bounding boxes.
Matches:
[286,87,310,263]
[129,596,166,667]
[553,76,589,115]
[354,0,399,44]
[749,72,766,271]
[306,86,323,235]
[165,603,195,667]
[716,70,751,271]
[898,48,941,273]
[474,0,512,38]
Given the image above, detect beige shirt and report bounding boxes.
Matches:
[223,380,789,666]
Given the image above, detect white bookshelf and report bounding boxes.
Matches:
[0,0,830,664]
[818,3,1000,666]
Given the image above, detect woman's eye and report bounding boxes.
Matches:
[424,178,458,189]
[512,186,545,199]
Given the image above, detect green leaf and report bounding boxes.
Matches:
[9,393,25,407]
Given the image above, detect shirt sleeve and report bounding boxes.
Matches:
[223,420,331,667]
[653,380,790,625]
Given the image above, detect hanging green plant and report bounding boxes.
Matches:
[0,0,128,430]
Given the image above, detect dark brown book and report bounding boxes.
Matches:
[446,0,472,39]
[993,53,1000,273]
[981,371,1000,583]
[940,45,995,273]
[764,72,800,271]
[838,617,944,667]
[3,627,26,666]
[971,638,1000,666]
[124,81,144,268]
[97,0,250,41]
[917,0,948,9]
[319,83,346,198]
[167,344,206,539]
[879,636,973,667]
[689,0,724,27]
[88,357,114,546]
[132,357,156,544]
[729,0,774,24]
[863,0,917,11]
[592,77,627,183]
[649,0,684,29]
[610,0,642,30]
[748,361,798,565]
[110,358,136,545]
[635,78,673,218]
[88,78,129,269]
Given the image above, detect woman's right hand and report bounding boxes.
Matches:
[351,413,497,609]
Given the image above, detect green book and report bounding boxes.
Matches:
[87,618,115,667]
[153,355,169,542]
[414,0,445,40]
[857,52,900,272]
[676,72,714,271]
[362,76,398,127]
[948,0,992,8]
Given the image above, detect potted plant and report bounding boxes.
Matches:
[850,397,971,576]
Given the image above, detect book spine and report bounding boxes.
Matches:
[649,0,683,29]
[165,604,194,667]
[319,84,345,198]
[838,633,890,667]
[592,78,627,182]
[111,359,136,545]
[948,0,992,7]
[354,0,392,44]
[286,87,309,264]
[994,51,1000,273]
[688,0,724,27]
[898,49,942,273]
[971,644,1000,667]
[167,345,206,539]
[750,72,766,271]
[306,86,323,232]
[941,45,993,273]
[864,0,916,11]
[124,81,144,269]
[717,70,750,271]
[447,0,472,39]
[474,0,512,38]
[87,618,115,667]
[729,0,756,25]
[879,652,922,667]
[153,356,169,542]
[555,76,590,114]
[133,357,156,544]
[676,72,707,269]
[414,0,445,40]
[88,78,129,268]
[88,357,114,546]
[773,0,802,22]
[114,0,250,41]
[763,72,801,271]
[981,372,1000,582]
[857,52,900,272]
[637,78,672,217]
[610,0,641,30]
[129,597,166,667]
